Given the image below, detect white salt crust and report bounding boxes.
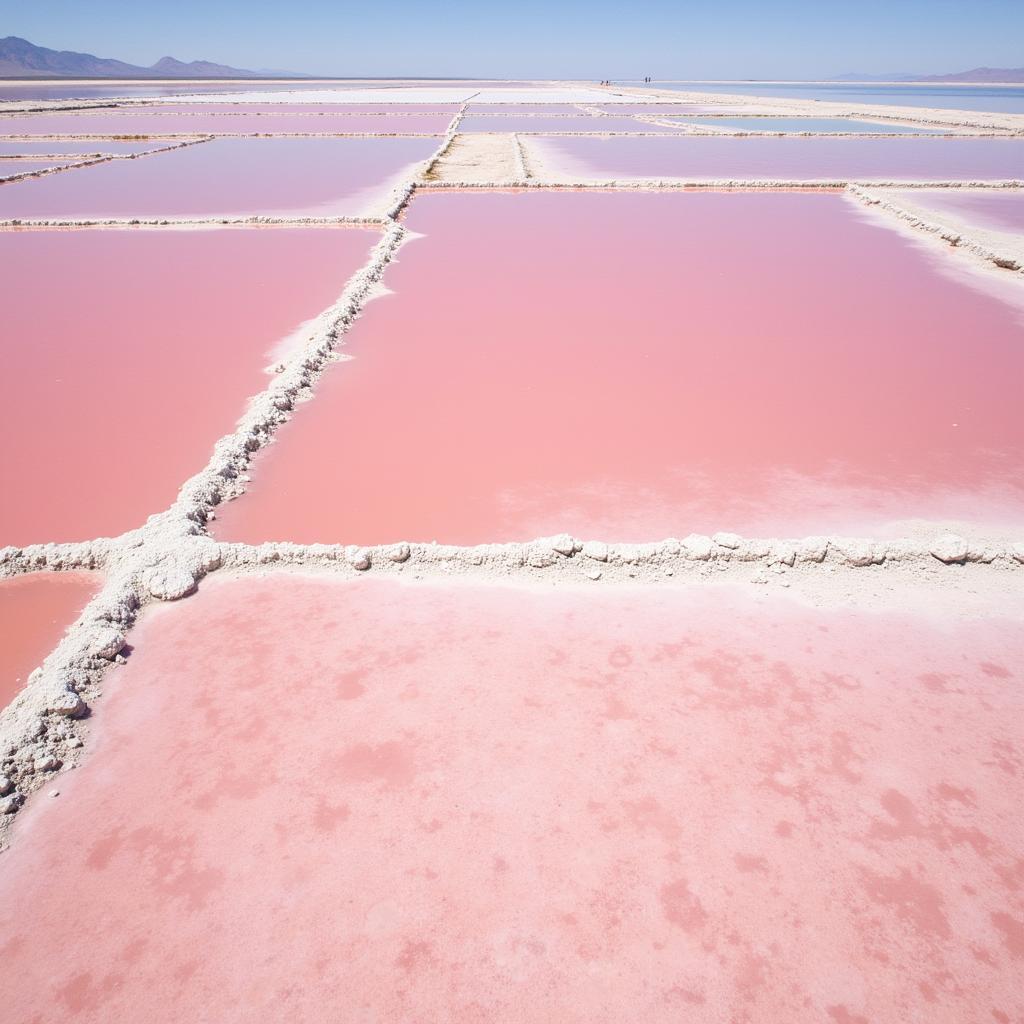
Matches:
[3,93,1024,840]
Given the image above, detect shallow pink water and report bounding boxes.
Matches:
[468,104,591,113]
[215,190,1024,545]
[0,226,379,545]
[140,103,460,114]
[891,187,1024,233]
[0,140,169,155]
[597,103,787,115]
[530,135,1024,181]
[0,137,437,220]
[0,572,100,711]
[0,112,451,136]
[459,114,678,133]
[0,159,83,176]
[2,574,1022,1023]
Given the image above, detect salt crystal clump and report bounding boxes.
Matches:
[1013,543,1024,564]
[345,547,372,571]
[49,692,86,718]
[930,534,969,564]
[0,775,12,796]
[548,534,577,557]
[797,537,829,563]
[768,543,796,567]
[582,541,608,562]
[90,626,125,660]
[146,565,197,601]
[682,535,714,561]
[712,532,742,550]
[386,543,411,563]
[834,540,884,567]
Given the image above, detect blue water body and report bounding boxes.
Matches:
[673,116,945,134]
[632,82,1024,115]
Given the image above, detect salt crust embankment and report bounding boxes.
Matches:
[2,91,1024,839]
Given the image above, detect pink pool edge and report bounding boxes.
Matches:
[0,573,1021,1023]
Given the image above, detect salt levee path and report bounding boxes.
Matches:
[0,226,380,545]
[0,136,438,220]
[1,574,1021,1024]
[0,572,101,712]
[0,111,452,136]
[526,135,1024,181]
[214,190,1024,546]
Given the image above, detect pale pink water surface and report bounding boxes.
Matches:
[459,114,679,133]
[138,103,460,114]
[0,112,451,135]
[215,190,1024,546]
[0,159,84,176]
[529,135,1024,181]
[467,103,591,113]
[597,103,792,115]
[0,137,437,220]
[0,571,100,711]
[889,187,1024,234]
[1,574,1022,1023]
[0,139,170,155]
[0,226,379,545]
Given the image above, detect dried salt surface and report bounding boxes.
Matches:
[1,572,1022,1022]
[0,226,380,546]
[424,132,522,182]
[0,111,453,136]
[0,572,100,714]
[0,136,439,221]
[213,190,1024,547]
[523,135,1024,184]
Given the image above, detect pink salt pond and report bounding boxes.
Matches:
[0,139,170,155]
[0,111,451,135]
[0,158,84,177]
[137,103,460,114]
[0,137,437,220]
[0,225,379,546]
[1,574,1022,1023]
[887,187,1024,235]
[215,190,1024,546]
[526,134,1024,181]
[459,114,678,133]
[0,571,100,711]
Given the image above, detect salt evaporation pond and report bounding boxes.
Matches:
[676,116,947,133]
[214,190,1024,546]
[0,111,451,136]
[0,226,379,545]
[0,571,100,712]
[0,137,437,220]
[458,114,679,133]
[526,135,1024,181]
[1,574,1021,1023]
[885,187,1024,234]
[0,158,83,177]
[467,104,592,114]
[134,103,461,114]
[0,139,171,155]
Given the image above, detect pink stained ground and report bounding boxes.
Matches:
[0,112,452,136]
[458,114,679,133]
[528,135,1024,181]
[2,573,1023,1023]
[0,226,379,546]
[213,190,1024,546]
[0,137,437,220]
[889,187,1024,234]
[0,571,100,711]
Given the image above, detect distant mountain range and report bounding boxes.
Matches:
[0,36,309,79]
[835,66,1024,84]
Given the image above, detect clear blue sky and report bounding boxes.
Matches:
[2,0,1021,79]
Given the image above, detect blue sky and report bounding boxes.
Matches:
[2,0,1022,79]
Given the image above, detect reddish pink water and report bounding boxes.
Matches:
[0,112,451,136]
[0,226,379,545]
[0,137,437,220]
[2,574,1022,1023]
[0,159,83,176]
[0,140,169,155]
[459,114,678,133]
[0,571,100,711]
[215,190,1024,545]
[891,187,1024,233]
[529,135,1024,181]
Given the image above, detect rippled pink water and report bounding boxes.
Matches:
[0,571,100,711]
[214,190,1024,546]
[0,226,379,545]
[0,137,437,220]
[529,135,1024,181]
[1,574,1021,1023]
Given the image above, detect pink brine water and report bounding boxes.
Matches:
[214,190,1024,546]
[0,574,1021,1023]
[0,226,379,545]
[0,571,100,711]
[887,187,1024,234]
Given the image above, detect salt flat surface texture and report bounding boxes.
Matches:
[885,187,1024,235]
[0,572,100,712]
[526,135,1024,182]
[0,112,451,135]
[214,191,1024,546]
[675,116,947,134]
[1,574,1022,1023]
[0,137,436,220]
[0,226,379,545]
[0,140,172,155]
